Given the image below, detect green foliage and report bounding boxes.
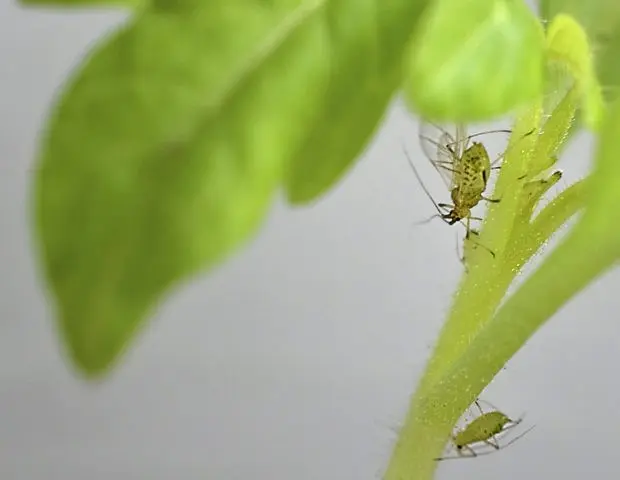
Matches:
[284,0,429,203]
[403,0,545,121]
[35,5,315,374]
[29,0,431,376]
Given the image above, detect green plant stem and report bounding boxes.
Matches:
[384,211,612,480]
[510,178,586,268]
[411,112,543,400]
[384,170,585,480]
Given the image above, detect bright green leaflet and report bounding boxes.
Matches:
[403,0,545,121]
[385,14,612,480]
[31,0,432,376]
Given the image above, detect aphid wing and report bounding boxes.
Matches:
[435,132,460,189]
[454,124,468,159]
[418,122,457,189]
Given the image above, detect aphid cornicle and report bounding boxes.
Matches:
[435,400,534,461]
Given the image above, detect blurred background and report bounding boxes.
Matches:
[1,3,619,479]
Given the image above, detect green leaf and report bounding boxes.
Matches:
[540,0,620,35]
[33,3,337,376]
[577,93,620,255]
[284,0,430,204]
[540,0,620,104]
[545,13,605,130]
[19,0,143,8]
[592,22,620,103]
[403,0,545,122]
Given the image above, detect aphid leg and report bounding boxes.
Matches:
[503,417,523,431]
[487,127,537,167]
[501,425,536,448]
[490,157,504,170]
[477,398,501,412]
[462,220,496,259]
[473,400,505,450]
[465,215,472,240]
[482,196,501,203]
[435,445,477,462]
[484,437,501,450]
[460,445,478,458]
[476,424,536,459]
[435,445,479,461]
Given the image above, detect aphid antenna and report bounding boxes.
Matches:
[422,121,512,141]
[420,122,513,153]
[465,129,512,140]
[413,213,447,226]
[402,143,452,226]
[475,400,526,425]
[489,127,538,168]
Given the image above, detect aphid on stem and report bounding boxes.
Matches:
[405,122,528,260]
[435,400,534,461]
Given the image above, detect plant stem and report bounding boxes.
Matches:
[384,115,585,480]
[383,205,607,480]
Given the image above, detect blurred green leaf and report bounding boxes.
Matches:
[577,93,620,255]
[284,0,430,204]
[33,3,336,376]
[540,0,620,103]
[403,0,544,122]
[546,14,605,130]
[33,0,435,376]
[20,0,142,8]
[540,0,620,35]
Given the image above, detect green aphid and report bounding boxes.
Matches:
[406,123,536,264]
[416,123,505,239]
[436,400,534,461]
